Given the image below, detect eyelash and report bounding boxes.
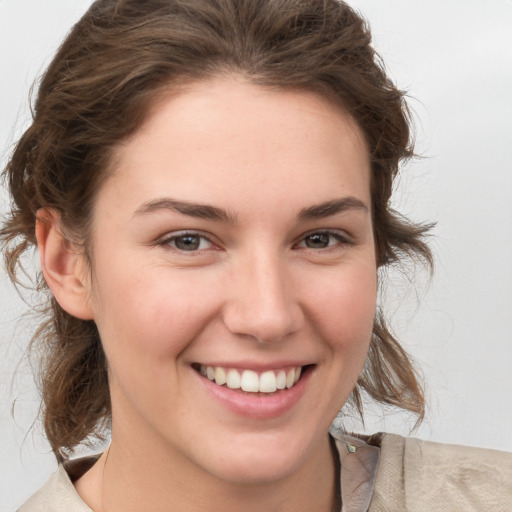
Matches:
[157,229,352,254]
[294,230,353,251]
[157,231,215,253]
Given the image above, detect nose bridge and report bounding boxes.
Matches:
[224,247,303,343]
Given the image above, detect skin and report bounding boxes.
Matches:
[38,76,377,511]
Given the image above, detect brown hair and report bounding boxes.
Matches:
[1,0,432,461]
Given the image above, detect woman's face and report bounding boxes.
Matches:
[84,76,377,484]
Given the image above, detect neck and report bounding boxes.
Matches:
[77,426,338,512]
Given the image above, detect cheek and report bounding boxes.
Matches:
[89,268,222,415]
[312,264,377,354]
[90,264,220,362]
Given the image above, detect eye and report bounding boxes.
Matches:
[160,231,213,252]
[297,231,350,250]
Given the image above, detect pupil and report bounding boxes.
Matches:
[175,235,200,251]
[306,233,329,248]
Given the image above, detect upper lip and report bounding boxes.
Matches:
[193,361,314,371]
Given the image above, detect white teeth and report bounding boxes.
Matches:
[259,371,277,393]
[201,365,303,393]
[241,370,259,392]
[214,366,227,386]
[276,370,286,390]
[285,368,295,389]
[226,368,241,389]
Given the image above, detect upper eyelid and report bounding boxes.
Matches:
[159,229,211,239]
[155,228,353,249]
[158,230,216,247]
[295,229,352,243]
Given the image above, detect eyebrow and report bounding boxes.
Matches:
[134,198,237,224]
[297,197,369,220]
[134,196,368,223]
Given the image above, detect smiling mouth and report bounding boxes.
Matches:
[193,364,309,394]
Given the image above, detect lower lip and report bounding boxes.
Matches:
[196,367,313,419]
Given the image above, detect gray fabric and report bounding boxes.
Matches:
[331,431,380,512]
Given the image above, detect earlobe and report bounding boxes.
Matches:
[35,209,94,320]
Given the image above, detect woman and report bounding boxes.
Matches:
[1,0,510,510]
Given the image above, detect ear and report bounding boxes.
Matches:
[35,209,94,320]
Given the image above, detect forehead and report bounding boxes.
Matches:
[101,76,371,217]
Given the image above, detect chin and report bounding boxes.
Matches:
[206,454,301,486]
[194,429,320,485]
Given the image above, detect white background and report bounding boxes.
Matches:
[1,1,511,509]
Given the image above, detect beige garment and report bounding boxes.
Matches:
[17,464,92,512]
[17,433,512,512]
[368,434,512,512]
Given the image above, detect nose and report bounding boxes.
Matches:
[222,252,304,344]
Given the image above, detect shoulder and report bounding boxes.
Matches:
[17,457,97,512]
[370,433,512,512]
